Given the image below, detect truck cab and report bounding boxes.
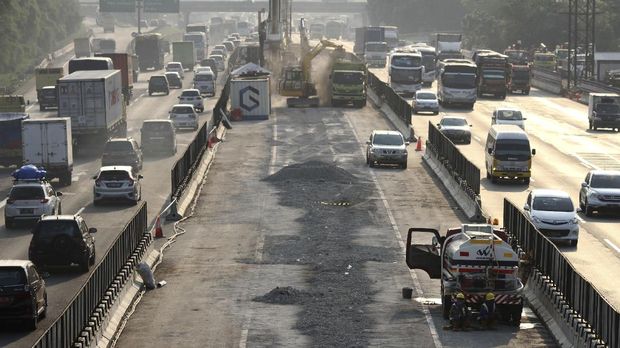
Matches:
[363,41,388,68]
[588,93,620,131]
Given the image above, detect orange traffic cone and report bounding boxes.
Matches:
[208,133,221,149]
[154,215,164,238]
[415,136,423,151]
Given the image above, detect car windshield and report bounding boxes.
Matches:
[104,141,132,152]
[591,174,620,188]
[32,220,80,241]
[166,73,180,81]
[483,69,506,80]
[391,56,421,67]
[182,90,200,97]
[596,104,620,113]
[9,186,44,200]
[0,268,26,286]
[151,77,166,84]
[373,133,403,146]
[532,196,574,212]
[99,170,131,181]
[497,110,523,120]
[366,43,387,51]
[416,93,436,100]
[441,118,467,126]
[212,50,224,56]
[333,72,364,84]
[495,139,531,155]
[211,56,223,62]
[172,106,194,113]
[195,74,213,81]
[512,71,530,80]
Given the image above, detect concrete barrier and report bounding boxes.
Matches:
[531,77,562,95]
[368,89,416,142]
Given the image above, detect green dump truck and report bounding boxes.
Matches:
[172,41,196,71]
[329,53,367,108]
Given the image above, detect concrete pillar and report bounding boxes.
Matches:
[183,11,191,27]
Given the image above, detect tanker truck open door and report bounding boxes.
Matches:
[406,228,442,279]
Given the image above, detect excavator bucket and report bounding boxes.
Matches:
[406,228,442,279]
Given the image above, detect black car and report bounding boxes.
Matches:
[38,86,57,111]
[28,214,96,273]
[148,75,169,96]
[140,120,177,155]
[0,260,47,330]
[165,72,183,89]
[101,137,144,172]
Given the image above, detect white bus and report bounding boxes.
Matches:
[436,60,477,109]
[388,50,424,96]
[412,45,436,86]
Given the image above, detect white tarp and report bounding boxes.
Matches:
[231,63,271,77]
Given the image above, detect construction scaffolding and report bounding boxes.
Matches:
[567,0,596,89]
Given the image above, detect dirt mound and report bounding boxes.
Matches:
[265,160,358,184]
[253,286,314,305]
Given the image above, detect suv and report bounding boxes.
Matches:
[28,214,97,273]
[366,130,409,169]
[0,260,47,329]
[4,180,62,229]
[141,120,177,155]
[101,138,143,172]
[93,166,143,205]
[579,170,620,216]
[165,61,184,79]
[148,75,169,96]
[524,189,579,246]
[178,89,204,112]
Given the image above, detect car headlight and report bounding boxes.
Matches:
[570,217,579,224]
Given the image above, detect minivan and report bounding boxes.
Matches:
[140,120,177,155]
[193,71,216,96]
[485,125,536,184]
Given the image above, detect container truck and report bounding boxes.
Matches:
[21,118,73,185]
[172,42,196,72]
[435,33,464,62]
[329,53,367,108]
[68,57,114,74]
[183,32,207,63]
[134,33,165,71]
[354,27,385,56]
[57,70,126,145]
[406,224,524,324]
[475,52,510,99]
[588,93,620,131]
[0,113,29,167]
[35,68,63,110]
[95,53,135,104]
[73,37,92,58]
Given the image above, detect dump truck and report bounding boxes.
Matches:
[475,52,510,99]
[57,70,126,146]
[0,113,29,167]
[588,93,620,131]
[406,224,524,324]
[329,52,367,108]
[172,41,196,72]
[508,64,531,95]
[21,118,73,185]
[73,37,92,58]
[35,68,63,110]
[95,53,135,104]
[134,33,165,70]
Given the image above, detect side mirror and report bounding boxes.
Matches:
[432,236,439,246]
[92,175,98,180]
[138,175,144,179]
[436,124,441,128]
[366,141,371,145]
[56,192,63,197]
[576,207,582,213]
[470,124,473,127]
[581,182,588,188]
[523,117,527,120]
[487,148,493,155]
[405,142,410,146]
[523,204,530,211]
[89,228,98,234]
[532,148,536,155]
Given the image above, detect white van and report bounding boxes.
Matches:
[492,107,526,130]
[193,71,216,96]
[485,125,536,184]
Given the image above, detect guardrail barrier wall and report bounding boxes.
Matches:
[367,71,412,125]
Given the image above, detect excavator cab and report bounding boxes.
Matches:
[405,228,442,279]
[278,66,318,107]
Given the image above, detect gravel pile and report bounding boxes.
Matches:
[253,286,318,305]
[264,160,358,184]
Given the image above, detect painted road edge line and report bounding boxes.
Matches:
[604,238,620,253]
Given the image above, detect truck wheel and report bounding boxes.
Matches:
[60,172,72,186]
[524,89,530,95]
[401,160,407,169]
[588,120,593,130]
[5,217,15,229]
[442,295,452,319]
[40,105,45,111]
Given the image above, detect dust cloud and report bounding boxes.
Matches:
[312,51,332,106]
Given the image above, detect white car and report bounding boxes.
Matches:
[524,189,580,246]
[366,130,409,169]
[165,61,185,79]
[178,89,205,112]
[169,104,199,130]
[492,107,526,130]
[212,45,227,58]
[4,179,62,229]
[209,55,225,72]
[413,91,439,115]
[93,166,142,205]
[193,72,216,96]
[193,66,213,74]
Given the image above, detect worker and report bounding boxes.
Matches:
[479,292,497,329]
[449,292,470,331]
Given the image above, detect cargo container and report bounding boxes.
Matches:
[22,118,73,185]
[95,53,135,104]
[230,78,270,120]
[134,33,165,70]
[57,70,126,145]
[0,113,29,166]
[68,57,114,74]
[172,42,196,71]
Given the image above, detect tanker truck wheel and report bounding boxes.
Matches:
[442,295,452,319]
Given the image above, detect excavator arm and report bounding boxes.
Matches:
[301,39,344,82]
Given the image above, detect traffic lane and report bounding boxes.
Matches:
[412,98,620,310]
[347,103,555,346]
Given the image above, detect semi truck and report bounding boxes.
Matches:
[436,60,477,108]
[435,33,464,62]
[508,64,531,95]
[172,41,196,72]
[35,68,63,111]
[73,37,92,58]
[406,224,524,324]
[0,113,29,167]
[388,49,424,96]
[21,118,73,185]
[134,33,165,71]
[475,52,510,99]
[329,53,367,108]
[95,53,135,104]
[588,93,620,131]
[57,70,126,145]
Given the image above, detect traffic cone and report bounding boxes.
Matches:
[208,133,221,149]
[493,218,499,225]
[487,216,492,224]
[154,215,164,238]
[415,136,423,151]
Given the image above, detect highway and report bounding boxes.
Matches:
[0,23,219,347]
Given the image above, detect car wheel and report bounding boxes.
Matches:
[89,250,96,265]
[80,254,90,273]
[57,203,62,215]
[486,171,491,180]
[401,161,407,169]
[5,217,14,229]
[433,111,439,115]
[40,293,48,319]
[93,199,100,206]
[579,195,585,211]
[28,316,38,330]
[366,154,370,165]
[413,109,418,115]
[40,105,45,111]
[584,201,594,217]
[570,239,578,247]
[491,175,498,184]
[465,137,471,145]
[149,92,152,96]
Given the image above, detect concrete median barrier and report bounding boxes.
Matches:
[368,89,415,142]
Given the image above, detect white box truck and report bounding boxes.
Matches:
[22,118,73,186]
[57,70,127,146]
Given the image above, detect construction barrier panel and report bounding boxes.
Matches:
[367,71,412,125]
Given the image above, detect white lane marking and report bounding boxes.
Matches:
[268,115,278,175]
[239,329,249,348]
[605,239,620,253]
[344,115,442,348]
[254,234,264,262]
[473,135,481,142]
[26,104,35,111]
[0,198,6,209]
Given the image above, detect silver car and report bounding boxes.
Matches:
[93,166,142,205]
[178,89,205,112]
[4,180,62,229]
[169,104,199,130]
[366,130,409,169]
[413,91,439,115]
[524,189,579,246]
[579,170,620,216]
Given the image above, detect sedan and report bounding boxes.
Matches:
[165,72,183,89]
[169,104,199,131]
[178,89,204,112]
[524,189,580,246]
[413,91,439,115]
[93,166,142,205]
[437,116,472,144]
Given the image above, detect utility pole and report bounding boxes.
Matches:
[137,0,144,34]
[567,0,596,90]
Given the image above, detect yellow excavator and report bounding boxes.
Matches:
[278,39,344,107]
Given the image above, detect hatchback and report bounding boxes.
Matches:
[0,260,47,329]
[4,181,62,229]
[165,61,184,79]
[524,189,580,246]
[413,91,439,115]
[169,104,199,130]
[165,72,183,89]
[93,166,143,205]
[178,89,205,112]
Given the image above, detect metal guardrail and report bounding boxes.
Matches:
[531,66,620,96]
[367,71,412,125]
[503,199,620,348]
[426,121,480,197]
[170,123,210,198]
[33,203,149,347]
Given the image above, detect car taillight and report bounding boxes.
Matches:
[6,198,15,204]
[459,251,469,257]
[95,180,101,187]
[40,198,49,203]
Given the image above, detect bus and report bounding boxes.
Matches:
[388,50,424,96]
[413,45,436,86]
[436,60,477,108]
